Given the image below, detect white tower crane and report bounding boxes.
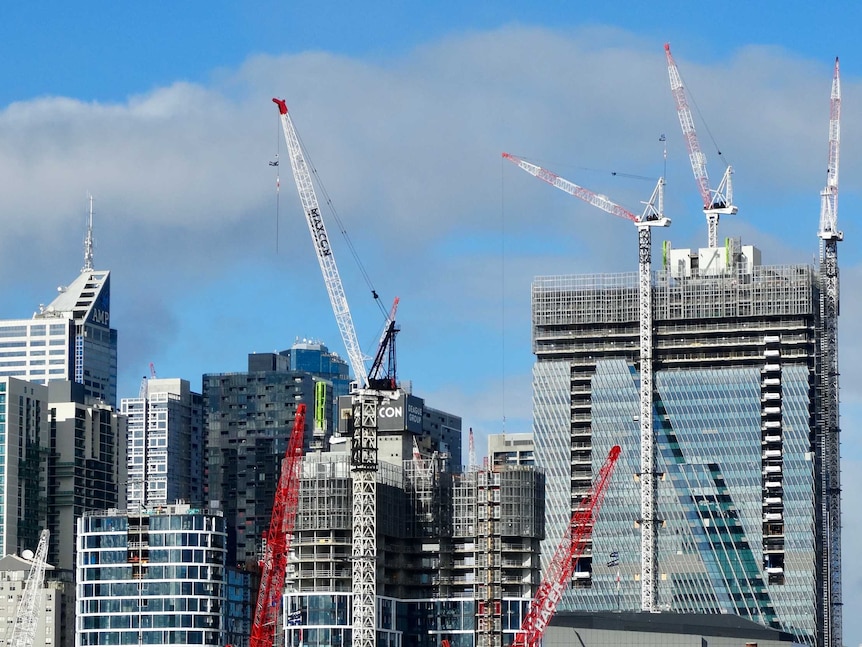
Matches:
[817,58,842,647]
[665,43,737,248]
[502,153,668,611]
[8,529,50,647]
[273,98,380,647]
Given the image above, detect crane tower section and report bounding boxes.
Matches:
[817,58,842,647]
[502,153,668,611]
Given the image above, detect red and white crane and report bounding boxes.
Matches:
[274,98,389,647]
[250,404,307,647]
[512,445,621,647]
[665,43,737,248]
[503,152,667,611]
[817,58,842,647]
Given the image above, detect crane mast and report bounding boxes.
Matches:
[512,445,621,647]
[664,43,737,248]
[503,153,668,611]
[817,58,842,647]
[8,529,50,647]
[250,404,307,647]
[274,98,383,647]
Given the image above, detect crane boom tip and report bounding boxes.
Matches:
[272,98,288,115]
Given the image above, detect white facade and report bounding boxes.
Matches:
[0,554,59,647]
[0,268,117,407]
[76,504,227,647]
[121,378,204,510]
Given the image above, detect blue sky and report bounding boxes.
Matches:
[2,2,862,644]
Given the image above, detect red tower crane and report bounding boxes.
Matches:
[249,403,308,647]
[512,445,622,647]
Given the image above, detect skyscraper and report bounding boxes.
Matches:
[204,349,343,567]
[0,200,117,407]
[532,240,831,647]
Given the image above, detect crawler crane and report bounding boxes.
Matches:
[8,529,50,647]
[502,153,667,610]
[250,404,307,647]
[512,445,621,647]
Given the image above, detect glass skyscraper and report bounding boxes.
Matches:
[532,244,827,647]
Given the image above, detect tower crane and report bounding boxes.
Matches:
[8,529,50,647]
[817,57,842,647]
[664,43,737,248]
[512,445,621,647]
[250,404,307,647]
[502,152,667,611]
[274,98,392,647]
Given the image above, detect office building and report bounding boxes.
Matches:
[204,350,343,567]
[531,240,829,646]
[0,378,49,561]
[121,378,204,509]
[0,213,117,407]
[76,504,227,647]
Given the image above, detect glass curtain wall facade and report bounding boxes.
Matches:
[532,261,822,646]
[76,505,227,647]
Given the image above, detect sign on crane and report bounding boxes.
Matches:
[250,404,307,647]
[503,152,667,611]
[512,445,621,647]
[664,43,737,248]
[273,98,395,647]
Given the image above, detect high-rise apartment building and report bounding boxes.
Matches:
[204,350,343,567]
[76,504,227,647]
[285,448,544,647]
[0,211,117,407]
[531,240,831,646]
[47,380,126,576]
[121,378,204,509]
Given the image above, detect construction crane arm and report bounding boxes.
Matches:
[819,57,842,242]
[503,153,639,223]
[249,404,308,647]
[8,529,50,647]
[512,446,621,647]
[273,98,369,388]
[368,297,399,391]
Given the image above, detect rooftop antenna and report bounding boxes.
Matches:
[82,193,94,272]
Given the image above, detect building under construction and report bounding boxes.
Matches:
[532,240,832,647]
[283,423,545,647]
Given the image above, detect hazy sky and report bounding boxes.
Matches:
[1,2,861,643]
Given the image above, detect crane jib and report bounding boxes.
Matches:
[307,207,332,257]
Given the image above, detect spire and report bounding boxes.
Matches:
[83,194,94,272]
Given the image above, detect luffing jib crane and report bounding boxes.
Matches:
[512,446,621,647]
[250,404,307,647]
[273,98,387,647]
[502,152,667,611]
[8,529,50,647]
[665,43,737,248]
[272,98,369,389]
[817,57,842,647]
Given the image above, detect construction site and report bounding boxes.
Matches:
[245,43,844,647]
